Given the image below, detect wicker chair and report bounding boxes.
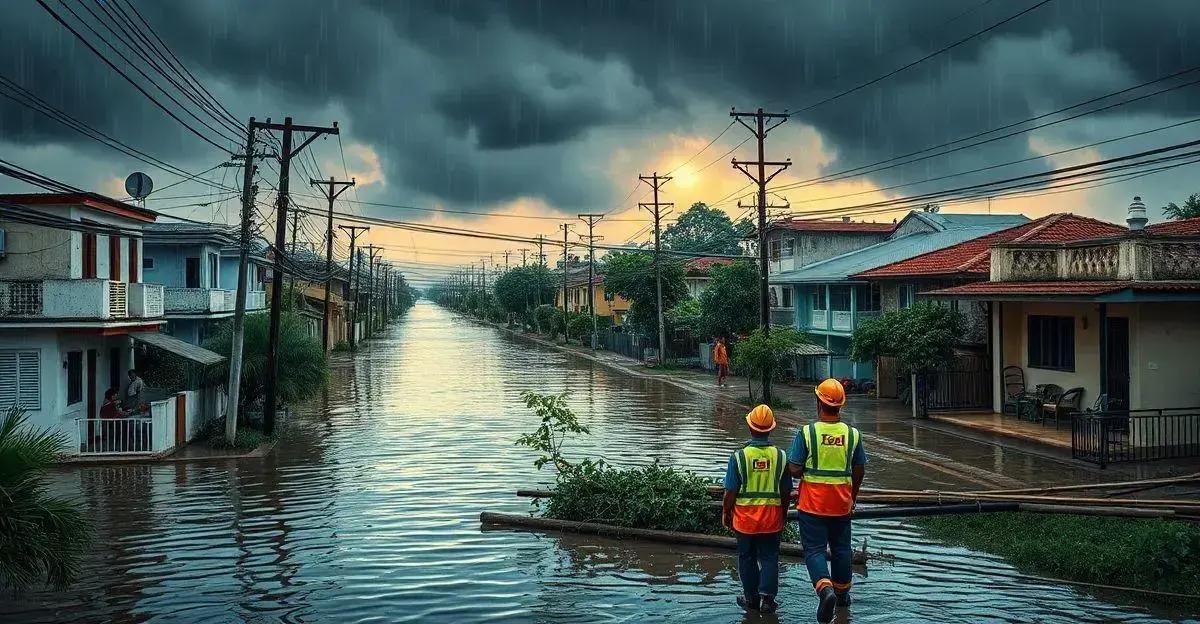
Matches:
[1001,366,1025,417]
[1022,383,1062,422]
[1044,386,1084,429]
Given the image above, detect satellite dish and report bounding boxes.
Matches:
[125,172,153,200]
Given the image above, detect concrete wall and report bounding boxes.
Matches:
[144,243,221,288]
[1133,302,1200,410]
[218,256,265,293]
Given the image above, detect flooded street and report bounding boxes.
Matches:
[3,302,1196,623]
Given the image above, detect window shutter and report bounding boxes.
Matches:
[18,351,40,409]
[0,351,16,409]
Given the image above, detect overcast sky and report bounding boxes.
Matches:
[4,0,1200,283]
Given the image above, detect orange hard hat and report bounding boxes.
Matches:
[745,404,776,433]
[815,378,846,408]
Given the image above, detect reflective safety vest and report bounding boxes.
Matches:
[732,445,787,534]
[798,421,861,517]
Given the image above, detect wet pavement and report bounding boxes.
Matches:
[2,302,1197,623]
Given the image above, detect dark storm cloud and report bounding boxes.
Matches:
[5,0,1200,212]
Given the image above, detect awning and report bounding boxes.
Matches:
[130,332,225,366]
[791,342,832,357]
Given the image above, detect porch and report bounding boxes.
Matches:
[0,279,163,320]
[928,410,1073,451]
[74,390,202,456]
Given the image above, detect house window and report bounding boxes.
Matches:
[66,351,83,405]
[143,257,154,269]
[782,238,795,258]
[898,284,915,308]
[82,233,97,278]
[781,286,793,309]
[813,288,827,310]
[855,284,882,311]
[208,253,220,288]
[769,239,782,261]
[185,257,201,288]
[830,286,852,311]
[1028,315,1075,371]
[0,350,41,410]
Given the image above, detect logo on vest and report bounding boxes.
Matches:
[821,434,846,447]
[752,458,770,471]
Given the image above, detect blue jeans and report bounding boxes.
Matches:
[735,532,781,600]
[797,512,853,592]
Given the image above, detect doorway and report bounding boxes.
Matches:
[108,347,121,393]
[185,257,201,288]
[1105,317,1130,410]
[86,349,98,421]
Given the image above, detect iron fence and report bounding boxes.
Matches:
[1072,407,1200,468]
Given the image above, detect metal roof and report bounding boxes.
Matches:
[771,214,1029,284]
[792,341,832,357]
[131,332,225,366]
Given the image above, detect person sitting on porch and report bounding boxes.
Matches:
[99,388,128,420]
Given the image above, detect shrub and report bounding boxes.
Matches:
[731,326,808,403]
[203,312,329,413]
[331,340,353,352]
[546,462,724,534]
[566,313,592,341]
[535,304,562,336]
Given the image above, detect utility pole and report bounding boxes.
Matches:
[578,213,604,349]
[520,248,528,266]
[560,223,573,340]
[731,107,790,404]
[339,225,369,349]
[224,117,261,445]
[288,208,301,299]
[639,173,672,364]
[311,176,355,352]
[364,245,381,337]
[257,117,339,435]
[503,250,511,272]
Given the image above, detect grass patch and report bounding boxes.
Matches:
[915,512,1200,595]
[198,418,276,450]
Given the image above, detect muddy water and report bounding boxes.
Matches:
[2,302,1195,623]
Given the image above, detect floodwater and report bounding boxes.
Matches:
[2,302,1196,623]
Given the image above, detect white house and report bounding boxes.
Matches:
[0,193,221,457]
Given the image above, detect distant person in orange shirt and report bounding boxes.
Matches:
[787,378,866,624]
[713,337,730,387]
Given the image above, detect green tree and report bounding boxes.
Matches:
[850,302,965,374]
[515,391,590,471]
[1161,193,1200,220]
[731,326,807,403]
[492,266,557,317]
[0,408,90,591]
[662,202,745,255]
[204,312,329,416]
[601,251,688,340]
[697,260,759,339]
[666,298,702,336]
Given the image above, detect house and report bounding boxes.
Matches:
[763,217,896,276]
[0,193,222,457]
[928,199,1200,421]
[143,223,269,345]
[683,256,735,299]
[555,266,631,325]
[770,211,1030,380]
[853,214,1128,402]
[264,246,352,348]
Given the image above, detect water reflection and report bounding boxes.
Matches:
[1,302,1195,623]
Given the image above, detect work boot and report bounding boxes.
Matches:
[836,592,852,607]
[737,595,760,612]
[816,587,837,623]
[760,595,779,614]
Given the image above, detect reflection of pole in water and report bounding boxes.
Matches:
[77,465,158,620]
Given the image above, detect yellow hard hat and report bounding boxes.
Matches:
[815,378,847,408]
[746,404,776,433]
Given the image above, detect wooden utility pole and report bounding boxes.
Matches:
[731,107,790,404]
[258,117,338,435]
[339,224,369,349]
[520,248,528,266]
[560,223,573,340]
[578,213,604,349]
[639,173,672,364]
[364,245,381,338]
[225,117,261,444]
[311,176,355,352]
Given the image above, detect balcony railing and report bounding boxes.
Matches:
[129,283,164,318]
[770,308,794,326]
[0,279,140,320]
[831,310,853,331]
[74,395,189,456]
[163,287,235,313]
[247,290,266,310]
[810,309,828,328]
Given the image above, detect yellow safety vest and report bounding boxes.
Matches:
[800,421,860,486]
[734,445,786,507]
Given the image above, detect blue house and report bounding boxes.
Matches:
[770,211,1029,381]
[142,223,269,345]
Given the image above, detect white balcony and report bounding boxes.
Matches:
[129,283,164,318]
[810,308,828,328]
[0,279,136,320]
[770,308,795,326]
[163,287,235,314]
[831,310,853,331]
[247,290,266,310]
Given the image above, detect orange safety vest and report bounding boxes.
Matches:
[732,445,787,534]
[796,421,860,517]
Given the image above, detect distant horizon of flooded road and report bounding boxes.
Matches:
[2,302,1195,623]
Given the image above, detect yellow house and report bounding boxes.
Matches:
[555,273,630,325]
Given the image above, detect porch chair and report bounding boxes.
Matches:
[1001,366,1025,417]
[1084,393,1109,414]
[1044,386,1084,429]
[1021,383,1062,422]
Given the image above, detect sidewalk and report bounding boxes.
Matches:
[490,322,1200,487]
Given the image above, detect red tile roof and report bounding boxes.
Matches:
[0,192,157,222]
[928,280,1200,297]
[769,219,896,233]
[1146,217,1200,236]
[685,256,735,274]
[854,214,1126,279]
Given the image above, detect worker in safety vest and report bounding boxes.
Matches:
[787,378,866,624]
[722,404,792,614]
